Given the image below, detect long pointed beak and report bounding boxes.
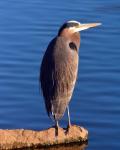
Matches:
[75,22,102,32]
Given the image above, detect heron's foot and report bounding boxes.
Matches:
[65,123,72,134]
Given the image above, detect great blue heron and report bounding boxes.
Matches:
[40,20,101,132]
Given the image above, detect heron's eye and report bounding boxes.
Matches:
[67,22,79,28]
[69,42,77,51]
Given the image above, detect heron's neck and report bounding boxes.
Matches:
[71,32,80,50]
[58,30,80,50]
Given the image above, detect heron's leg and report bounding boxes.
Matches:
[67,105,71,128]
[55,120,59,129]
[55,120,59,137]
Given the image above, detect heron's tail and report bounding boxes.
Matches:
[52,99,68,120]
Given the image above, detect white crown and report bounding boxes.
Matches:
[67,20,81,24]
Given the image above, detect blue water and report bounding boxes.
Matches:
[0,0,120,149]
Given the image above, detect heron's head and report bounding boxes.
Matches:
[58,20,101,51]
[58,20,101,36]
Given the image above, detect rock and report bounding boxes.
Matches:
[0,125,88,149]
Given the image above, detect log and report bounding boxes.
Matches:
[0,125,88,150]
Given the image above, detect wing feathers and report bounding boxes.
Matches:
[40,37,78,120]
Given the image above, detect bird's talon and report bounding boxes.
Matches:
[65,124,71,134]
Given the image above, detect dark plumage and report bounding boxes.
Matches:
[40,20,101,130]
[40,36,79,120]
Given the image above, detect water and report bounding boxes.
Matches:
[0,0,120,149]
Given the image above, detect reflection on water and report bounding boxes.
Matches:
[96,4,120,12]
[35,143,87,150]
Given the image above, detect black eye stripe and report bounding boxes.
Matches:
[67,22,79,27]
[61,22,78,29]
